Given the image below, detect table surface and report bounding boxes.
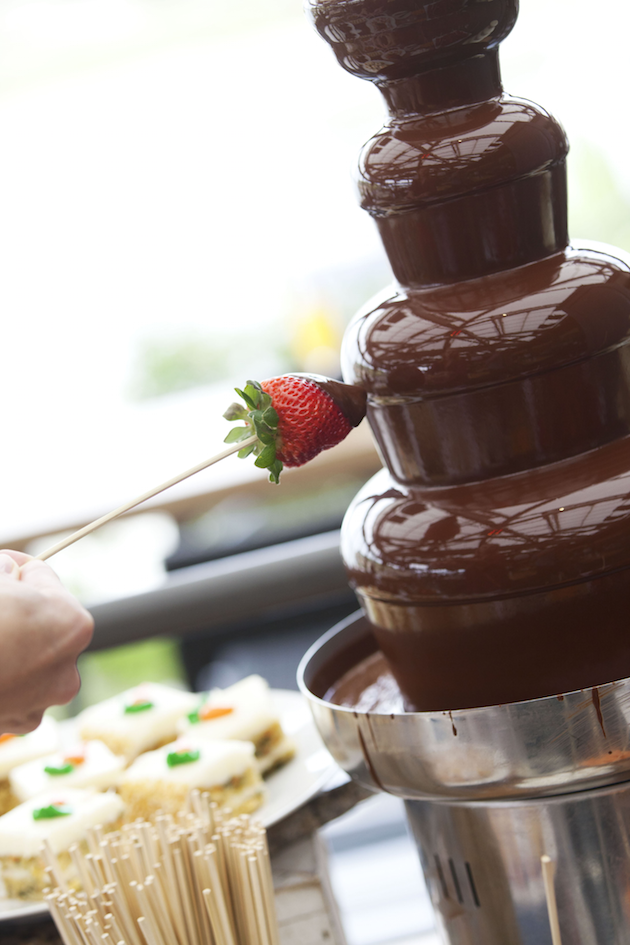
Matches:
[3,918,60,945]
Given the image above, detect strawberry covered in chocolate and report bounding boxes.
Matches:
[223,373,367,483]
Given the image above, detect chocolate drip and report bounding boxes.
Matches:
[309,0,630,710]
[290,373,367,428]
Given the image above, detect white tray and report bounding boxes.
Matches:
[0,688,339,923]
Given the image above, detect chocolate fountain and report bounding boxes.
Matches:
[297,1,630,942]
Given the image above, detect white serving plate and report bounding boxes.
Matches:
[0,688,339,923]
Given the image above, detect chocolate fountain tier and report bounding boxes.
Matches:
[340,433,630,709]
[307,0,518,85]
[342,243,630,484]
[298,612,630,801]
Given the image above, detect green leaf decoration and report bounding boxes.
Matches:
[124,699,154,714]
[223,378,284,482]
[33,803,73,820]
[167,749,201,767]
[44,762,75,776]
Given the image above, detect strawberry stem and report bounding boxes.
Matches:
[223,379,284,483]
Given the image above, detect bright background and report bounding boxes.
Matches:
[0,0,628,605]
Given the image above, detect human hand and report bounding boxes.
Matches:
[0,550,94,733]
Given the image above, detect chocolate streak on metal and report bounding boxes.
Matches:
[592,687,606,737]
[357,720,388,793]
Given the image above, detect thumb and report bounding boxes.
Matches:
[18,559,64,591]
[0,554,20,580]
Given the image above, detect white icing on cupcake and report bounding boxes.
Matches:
[120,737,256,788]
[178,675,278,742]
[76,682,198,760]
[0,716,60,780]
[0,788,124,857]
[9,740,125,802]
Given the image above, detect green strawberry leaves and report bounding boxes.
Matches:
[223,379,284,484]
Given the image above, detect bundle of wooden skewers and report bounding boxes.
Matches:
[43,789,280,945]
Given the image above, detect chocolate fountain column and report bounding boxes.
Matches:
[308,0,630,710]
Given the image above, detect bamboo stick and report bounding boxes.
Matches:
[180,838,205,945]
[34,436,258,561]
[541,855,563,945]
[205,847,236,945]
[86,829,101,859]
[46,809,279,945]
[104,912,128,945]
[191,850,215,945]
[154,821,186,945]
[172,845,201,945]
[70,844,94,896]
[100,842,118,886]
[145,875,180,945]
[135,884,167,945]
[137,915,160,945]
[202,888,227,945]
[47,894,84,945]
[239,848,260,945]
[248,855,271,945]
[109,884,143,945]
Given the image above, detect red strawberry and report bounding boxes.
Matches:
[260,375,353,466]
[223,373,366,483]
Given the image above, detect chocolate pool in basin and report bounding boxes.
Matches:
[297,0,630,941]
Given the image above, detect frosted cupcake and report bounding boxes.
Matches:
[9,740,125,803]
[0,716,60,815]
[179,675,295,774]
[0,788,124,899]
[119,737,264,821]
[75,682,198,762]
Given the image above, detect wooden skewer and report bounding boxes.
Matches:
[172,845,201,945]
[104,912,128,945]
[205,847,236,945]
[202,887,226,945]
[137,915,161,945]
[46,808,279,945]
[84,919,103,945]
[43,839,69,894]
[46,894,83,945]
[34,435,258,562]
[248,855,270,945]
[541,855,563,945]
[135,884,167,945]
[109,884,143,945]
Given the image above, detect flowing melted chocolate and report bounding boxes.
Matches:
[309,0,630,710]
[293,373,367,428]
[325,650,404,714]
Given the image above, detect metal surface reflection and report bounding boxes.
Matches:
[298,614,630,801]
